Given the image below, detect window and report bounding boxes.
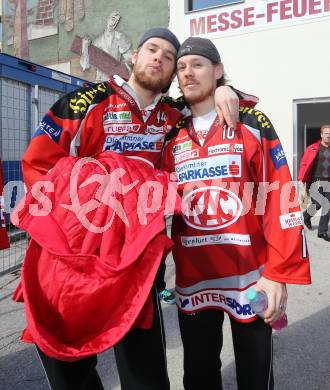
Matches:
[187,0,244,12]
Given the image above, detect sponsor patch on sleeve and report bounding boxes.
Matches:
[33,114,63,143]
[280,211,303,229]
[270,144,287,169]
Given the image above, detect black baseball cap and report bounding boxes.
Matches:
[177,37,221,64]
[138,27,180,52]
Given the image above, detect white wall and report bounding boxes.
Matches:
[169,0,330,168]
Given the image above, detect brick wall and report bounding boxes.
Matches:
[36,0,56,25]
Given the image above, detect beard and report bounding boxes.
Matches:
[182,85,215,105]
[133,62,172,92]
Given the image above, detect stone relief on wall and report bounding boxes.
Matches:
[58,0,85,32]
[77,10,133,82]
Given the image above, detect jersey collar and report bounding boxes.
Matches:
[113,75,163,111]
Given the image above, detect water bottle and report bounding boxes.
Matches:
[246,287,288,330]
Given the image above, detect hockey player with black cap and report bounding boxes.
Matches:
[162,37,311,390]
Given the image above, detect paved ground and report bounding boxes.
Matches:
[0,222,329,390]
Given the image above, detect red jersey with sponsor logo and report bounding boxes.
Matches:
[22,78,186,187]
[162,107,311,322]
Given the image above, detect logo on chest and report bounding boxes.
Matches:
[103,111,132,124]
[208,143,243,156]
[103,134,164,153]
[147,125,167,134]
[182,186,243,230]
[174,150,199,164]
[175,155,241,184]
[172,141,192,155]
[104,124,141,134]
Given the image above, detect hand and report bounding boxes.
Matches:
[214,86,239,129]
[254,276,287,325]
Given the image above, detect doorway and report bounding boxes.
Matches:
[293,98,330,180]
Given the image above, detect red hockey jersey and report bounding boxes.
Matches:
[22,77,186,187]
[162,107,311,322]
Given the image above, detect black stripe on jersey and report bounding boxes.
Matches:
[164,118,188,144]
[239,106,278,141]
[160,95,187,113]
[51,82,112,120]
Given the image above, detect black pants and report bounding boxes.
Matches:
[155,260,166,292]
[178,309,274,390]
[36,348,104,390]
[37,287,170,390]
[305,181,330,234]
